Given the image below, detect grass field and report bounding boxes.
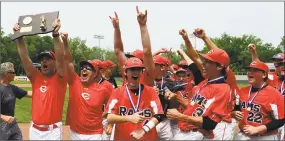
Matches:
[13,77,248,124]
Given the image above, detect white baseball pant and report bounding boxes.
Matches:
[70,130,102,140]
[170,120,179,136]
[204,118,237,140]
[173,129,204,140]
[102,118,111,140]
[29,121,62,140]
[278,125,284,140]
[234,132,278,140]
[156,119,173,140]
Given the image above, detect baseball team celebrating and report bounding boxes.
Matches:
[1,6,284,140]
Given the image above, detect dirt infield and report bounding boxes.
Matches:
[18,123,70,140]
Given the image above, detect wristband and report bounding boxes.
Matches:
[142,120,155,133]
[52,32,60,38]
[142,126,149,133]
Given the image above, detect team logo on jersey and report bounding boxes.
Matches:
[119,106,152,117]
[81,93,90,100]
[40,86,47,93]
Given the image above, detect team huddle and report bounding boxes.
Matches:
[0,6,284,140]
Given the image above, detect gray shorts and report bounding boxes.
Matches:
[0,120,23,140]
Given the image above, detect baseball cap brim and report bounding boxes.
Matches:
[199,53,216,63]
[79,61,95,70]
[125,53,135,58]
[246,66,266,72]
[37,52,55,60]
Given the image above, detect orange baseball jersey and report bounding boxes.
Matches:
[98,78,114,111]
[238,85,284,129]
[224,68,240,122]
[66,72,110,134]
[178,78,231,132]
[105,84,164,140]
[29,70,67,125]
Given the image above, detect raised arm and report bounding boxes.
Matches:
[52,19,65,77]
[179,29,203,72]
[193,28,218,50]
[13,24,37,78]
[109,12,127,73]
[248,43,260,62]
[61,32,75,84]
[177,49,194,65]
[137,6,155,76]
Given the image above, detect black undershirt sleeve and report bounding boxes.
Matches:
[188,63,205,85]
[265,118,285,131]
[202,116,218,130]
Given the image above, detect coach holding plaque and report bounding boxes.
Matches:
[13,12,67,140]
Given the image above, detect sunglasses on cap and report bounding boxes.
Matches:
[7,71,15,74]
[80,65,95,71]
[274,62,284,67]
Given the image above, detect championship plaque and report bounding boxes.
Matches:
[11,11,59,40]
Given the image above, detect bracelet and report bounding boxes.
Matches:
[52,33,60,38]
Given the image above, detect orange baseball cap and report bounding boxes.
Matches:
[92,59,103,68]
[247,61,269,73]
[178,60,187,66]
[101,60,116,69]
[176,68,187,73]
[123,57,144,70]
[153,55,169,65]
[125,50,144,60]
[199,48,230,67]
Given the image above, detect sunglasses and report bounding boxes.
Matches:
[7,72,15,74]
[80,65,94,71]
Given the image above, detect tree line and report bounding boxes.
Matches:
[1,29,284,76]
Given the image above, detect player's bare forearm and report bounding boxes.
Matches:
[107,113,131,124]
[202,36,218,50]
[53,36,65,77]
[179,114,203,127]
[15,37,36,78]
[250,51,260,62]
[63,41,72,63]
[183,39,203,72]
[179,49,193,65]
[140,25,155,75]
[114,28,127,72]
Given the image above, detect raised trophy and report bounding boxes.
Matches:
[10,11,59,40]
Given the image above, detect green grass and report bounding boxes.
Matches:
[13,78,248,123]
